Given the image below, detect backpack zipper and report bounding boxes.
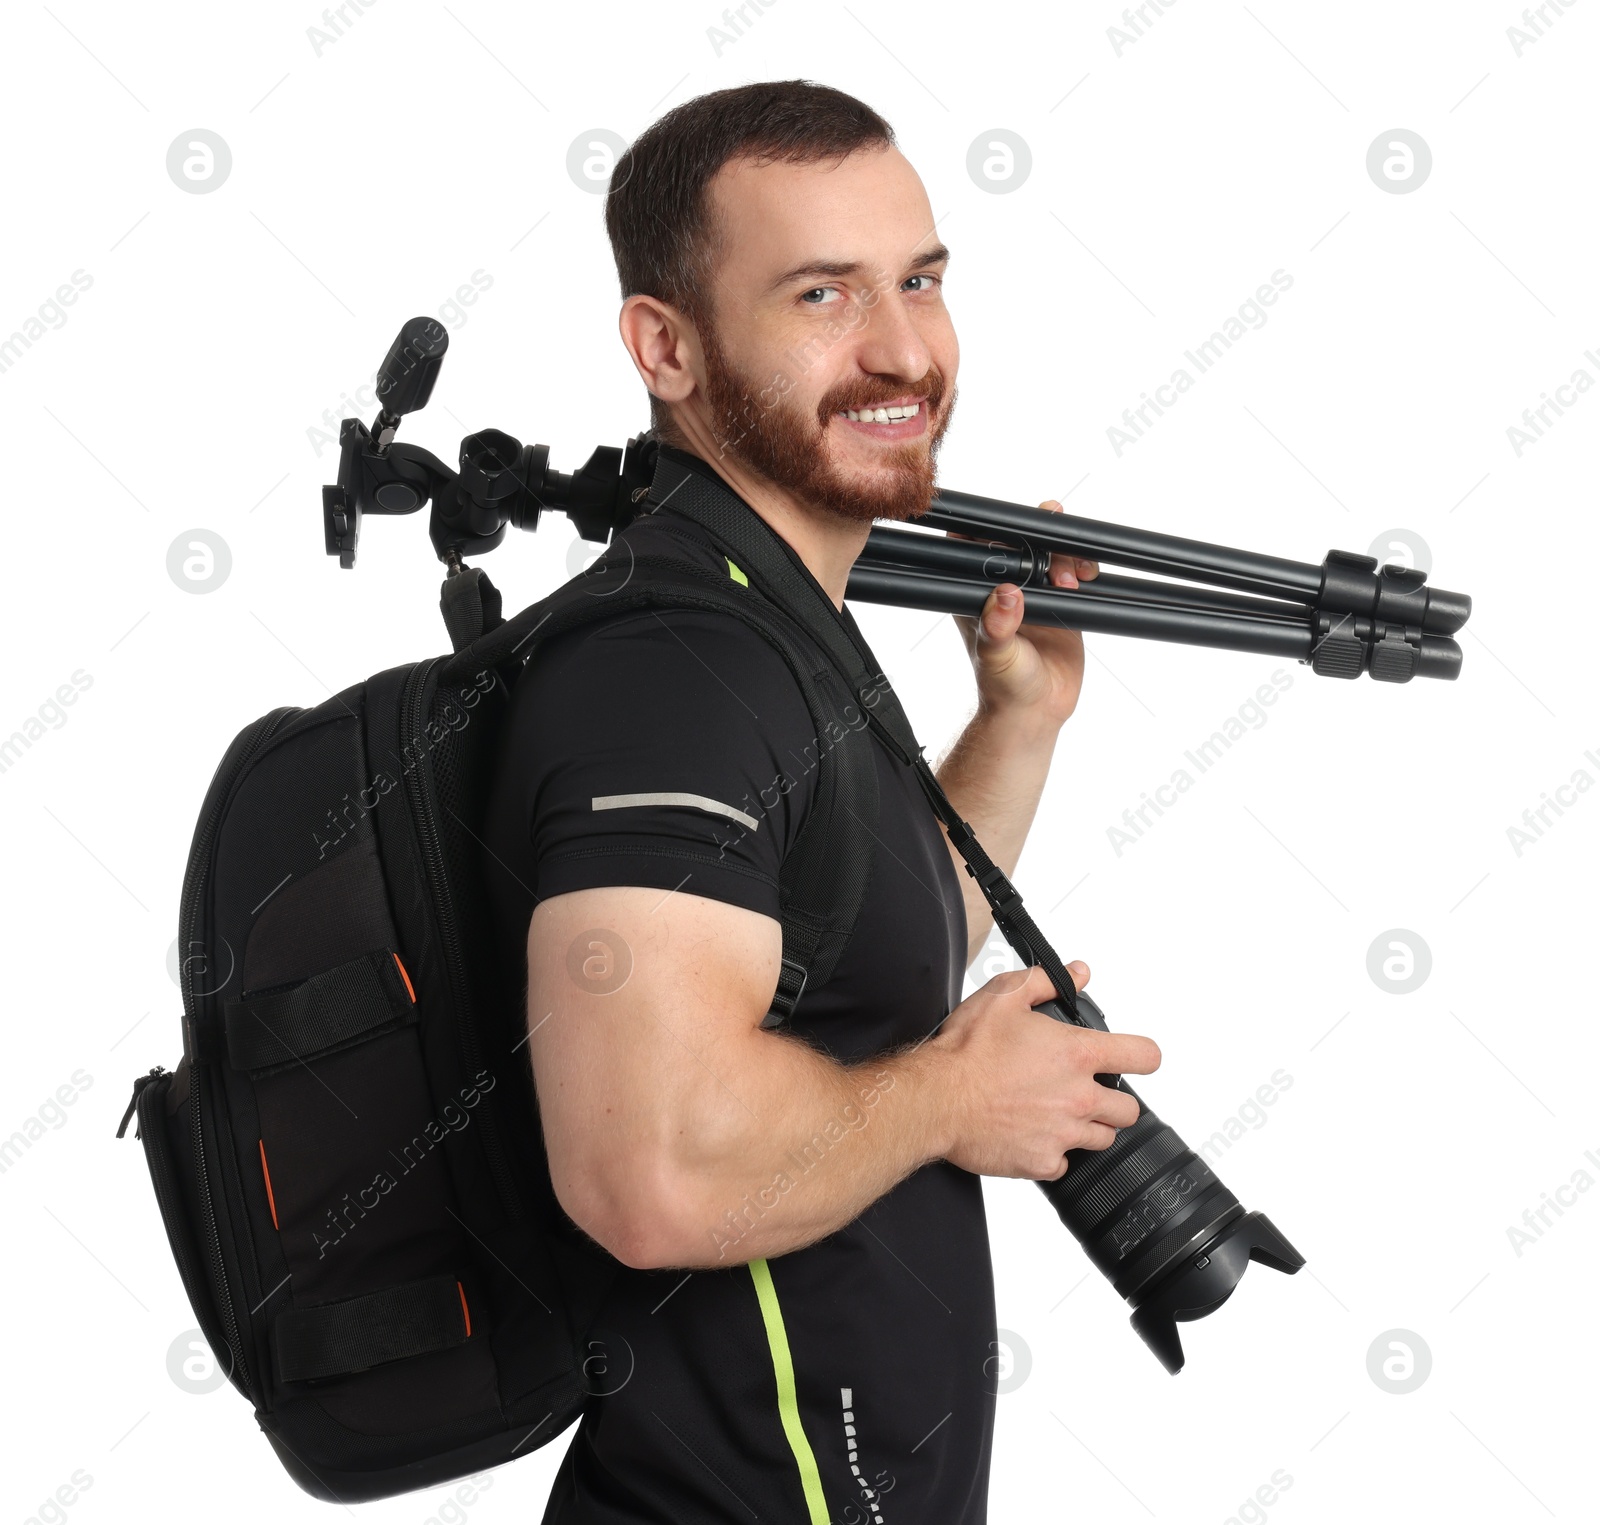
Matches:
[191,1064,250,1391]
[116,1064,168,1139]
[120,1066,248,1392]
[402,660,523,1220]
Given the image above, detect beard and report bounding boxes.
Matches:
[697,324,957,524]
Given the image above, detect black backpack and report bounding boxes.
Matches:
[115,510,890,1501]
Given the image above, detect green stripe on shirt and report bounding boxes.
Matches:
[748,1258,830,1525]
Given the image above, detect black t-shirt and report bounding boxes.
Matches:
[480,450,996,1524]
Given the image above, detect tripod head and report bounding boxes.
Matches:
[323,317,656,570]
[324,318,1473,682]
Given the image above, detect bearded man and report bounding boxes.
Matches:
[481,79,1161,1525]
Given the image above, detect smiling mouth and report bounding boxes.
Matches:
[839,400,922,424]
[833,397,933,443]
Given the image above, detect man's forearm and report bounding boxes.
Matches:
[630,1028,956,1270]
[935,702,1062,964]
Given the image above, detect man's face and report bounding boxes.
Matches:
[689,145,959,523]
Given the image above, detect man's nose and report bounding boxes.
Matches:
[854,287,933,383]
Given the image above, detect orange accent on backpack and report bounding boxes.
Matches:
[392,951,416,1003]
[259,1140,279,1230]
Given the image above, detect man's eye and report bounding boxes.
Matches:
[903,273,941,293]
[800,286,842,305]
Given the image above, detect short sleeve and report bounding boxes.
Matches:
[505,605,820,920]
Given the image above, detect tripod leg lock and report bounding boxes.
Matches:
[1310,613,1425,683]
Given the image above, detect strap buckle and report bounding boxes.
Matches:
[976,864,1023,918]
[761,956,810,1029]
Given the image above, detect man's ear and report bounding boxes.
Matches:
[618,294,703,412]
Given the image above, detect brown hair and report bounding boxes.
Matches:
[604,80,895,435]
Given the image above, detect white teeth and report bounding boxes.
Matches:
[841,402,922,423]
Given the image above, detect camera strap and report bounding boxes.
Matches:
[903,752,1091,1026]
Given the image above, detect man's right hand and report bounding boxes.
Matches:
[928,963,1162,1182]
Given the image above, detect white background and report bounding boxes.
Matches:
[2,2,1595,1522]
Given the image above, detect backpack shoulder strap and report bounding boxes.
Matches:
[442,551,879,1027]
[644,452,1087,1023]
[645,452,928,767]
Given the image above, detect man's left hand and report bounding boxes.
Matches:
[952,498,1098,728]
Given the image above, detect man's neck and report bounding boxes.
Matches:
[658,435,871,612]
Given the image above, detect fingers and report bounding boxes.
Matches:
[1032,959,1091,1000]
[1089,1083,1142,1131]
[1044,555,1099,587]
[992,962,1090,1007]
[987,961,1090,1008]
[1073,1121,1119,1154]
[1035,499,1100,588]
[1044,550,1078,590]
[979,583,1025,645]
[1094,1031,1163,1076]
[1036,1120,1118,1175]
[986,964,1059,1006]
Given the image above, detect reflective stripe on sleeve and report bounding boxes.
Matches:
[590,792,759,832]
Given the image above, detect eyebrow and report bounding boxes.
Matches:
[768,242,951,292]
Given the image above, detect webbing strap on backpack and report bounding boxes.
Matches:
[439,564,503,654]
[274,1272,470,1383]
[221,947,418,1072]
[440,545,880,1026]
[646,449,1089,1026]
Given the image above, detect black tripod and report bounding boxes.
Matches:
[325,318,1471,685]
[855,490,1468,682]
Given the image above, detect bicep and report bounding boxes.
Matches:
[525,883,781,1230]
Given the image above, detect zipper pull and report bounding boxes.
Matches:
[116,1066,169,1139]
